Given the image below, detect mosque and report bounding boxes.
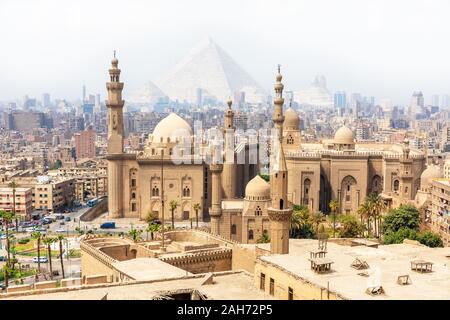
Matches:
[106,55,427,245]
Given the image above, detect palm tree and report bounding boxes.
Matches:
[43,236,55,279]
[0,210,14,276]
[366,193,386,237]
[169,200,178,229]
[357,201,371,237]
[8,181,19,232]
[193,203,201,229]
[31,231,42,275]
[310,211,325,235]
[329,199,339,238]
[57,234,65,279]
[1,264,12,289]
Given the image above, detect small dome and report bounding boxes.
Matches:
[245,175,270,200]
[284,107,299,130]
[151,113,192,143]
[420,165,443,188]
[334,125,354,144]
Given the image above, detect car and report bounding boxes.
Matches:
[100,222,116,229]
[152,219,162,225]
[24,227,35,232]
[0,256,5,261]
[64,216,71,222]
[59,221,65,226]
[32,256,48,263]
[35,227,47,232]
[55,228,66,233]
[0,234,8,240]
[41,218,53,225]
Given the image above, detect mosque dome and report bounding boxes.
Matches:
[245,175,270,200]
[420,165,443,189]
[334,125,354,144]
[284,107,299,130]
[151,113,192,143]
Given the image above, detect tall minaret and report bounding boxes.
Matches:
[106,52,125,218]
[272,64,285,143]
[209,141,223,235]
[222,98,237,199]
[268,67,292,254]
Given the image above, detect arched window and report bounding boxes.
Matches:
[303,178,311,205]
[393,179,400,192]
[131,192,136,199]
[183,186,191,197]
[287,135,294,144]
[280,199,284,209]
[255,206,262,216]
[152,187,159,197]
[248,229,254,240]
[231,224,237,235]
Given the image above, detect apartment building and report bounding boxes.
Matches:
[430,179,450,246]
[0,187,33,217]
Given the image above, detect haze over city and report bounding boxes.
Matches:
[1,0,450,104]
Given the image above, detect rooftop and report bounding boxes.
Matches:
[258,239,450,300]
[112,258,190,281]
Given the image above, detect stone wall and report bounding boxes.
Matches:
[80,197,108,221]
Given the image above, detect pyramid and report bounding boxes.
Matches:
[156,37,267,104]
[128,80,167,105]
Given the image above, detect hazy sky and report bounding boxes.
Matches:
[1,0,449,105]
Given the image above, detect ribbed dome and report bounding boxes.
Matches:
[245,175,270,200]
[334,125,354,144]
[151,113,192,143]
[284,107,299,130]
[420,165,443,188]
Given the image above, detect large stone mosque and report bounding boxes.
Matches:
[106,55,427,245]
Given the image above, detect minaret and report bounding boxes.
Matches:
[400,138,413,199]
[222,98,237,199]
[268,67,292,254]
[106,52,125,218]
[272,64,285,143]
[209,141,223,235]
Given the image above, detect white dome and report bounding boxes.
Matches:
[245,175,270,200]
[420,165,443,188]
[151,113,192,143]
[334,125,354,144]
[284,107,299,130]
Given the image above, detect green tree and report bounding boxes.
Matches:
[357,201,371,237]
[290,205,314,239]
[146,223,161,241]
[31,231,42,276]
[366,193,386,237]
[310,211,325,235]
[169,200,178,229]
[0,209,14,286]
[193,203,201,229]
[145,211,158,224]
[128,228,143,242]
[339,214,364,238]
[256,233,270,243]
[57,234,65,279]
[43,236,55,279]
[381,204,420,234]
[329,199,339,238]
[383,227,418,245]
[416,231,444,248]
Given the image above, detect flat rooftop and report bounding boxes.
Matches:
[258,239,450,300]
[112,258,190,281]
[3,271,274,300]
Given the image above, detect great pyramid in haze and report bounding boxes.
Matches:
[156,37,268,104]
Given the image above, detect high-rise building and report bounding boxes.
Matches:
[82,84,86,102]
[74,128,96,159]
[196,88,203,106]
[410,91,424,115]
[42,93,51,107]
[431,94,440,107]
[442,94,450,109]
[334,91,346,110]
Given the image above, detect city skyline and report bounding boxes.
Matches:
[1,0,450,105]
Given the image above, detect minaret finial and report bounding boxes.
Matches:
[278,64,281,74]
[113,50,116,58]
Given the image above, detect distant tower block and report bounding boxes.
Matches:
[222,98,237,199]
[106,52,125,218]
[268,67,292,254]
